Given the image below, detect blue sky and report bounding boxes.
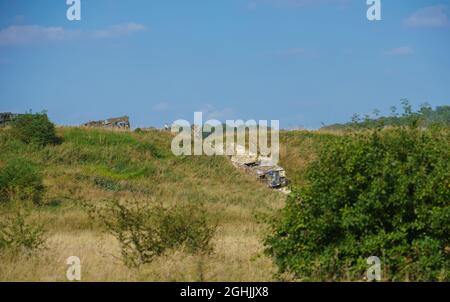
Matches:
[0,0,449,129]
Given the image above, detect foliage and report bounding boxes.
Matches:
[0,209,46,254]
[266,124,450,281]
[323,101,450,131]
[44,128,169,165]
[91,198,216,267]
[0,125,282,281]
[0,158,44,205]
[11,112,57,146]
[93,176,122,192]
[279,130,339,187]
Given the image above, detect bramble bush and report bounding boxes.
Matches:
[0,158,44,205]
[90,198,216,267]
[265,124,450,281]
[0,209,46,254]
[12,112,57,146]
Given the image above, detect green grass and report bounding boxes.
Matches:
[0,127,285,281]
[5,125,443,281]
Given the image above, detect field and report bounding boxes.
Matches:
[0,127,290,281]
[1,121,448,281]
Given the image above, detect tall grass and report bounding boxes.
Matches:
[0,127,284,281]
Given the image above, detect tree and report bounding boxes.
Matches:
[12,112,57,146]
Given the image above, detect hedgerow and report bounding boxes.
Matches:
[266,124,450,281]
[11,112,57,146]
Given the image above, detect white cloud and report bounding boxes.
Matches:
[384,46,414,57]
[0,22,147,46]
[0,25,80,46]
[92,23,147,38]
[404,5,449,28]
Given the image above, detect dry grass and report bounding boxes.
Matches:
[0,127,287,281]
[279,130,335,187]
[0,210,280,281]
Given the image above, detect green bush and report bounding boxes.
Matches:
[0,209,46,253]
[92,198,216,267]
[265,125,450,281]
[93,176,122,192]
[0,158,44,204]
[12,112,57,146]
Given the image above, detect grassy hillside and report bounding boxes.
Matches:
[279,130,341,188]
[0,127,285,281]
[3,120,446,281]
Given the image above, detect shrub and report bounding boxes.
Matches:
[0,209,46,254]
[265,125,450,281]
[0,158,44,204]
[92,198,216,267]
[12,112,57,146]
[93,176,122,192]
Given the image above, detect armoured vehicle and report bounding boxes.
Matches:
[0,112,21,128]
[230,146,289,189]
[82,116,130,129]
[252,164,289,188]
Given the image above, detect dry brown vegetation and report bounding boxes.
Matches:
[0,127,292,281]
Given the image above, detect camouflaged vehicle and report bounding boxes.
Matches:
[0,112,21,128]
[82,116,130,129]
[230,146,289,189]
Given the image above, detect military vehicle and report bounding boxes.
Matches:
[230,146,289,189]
[252,164,289,188]
[82,116,130,129]
[236,161,289,189]
[0,112,22,128]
